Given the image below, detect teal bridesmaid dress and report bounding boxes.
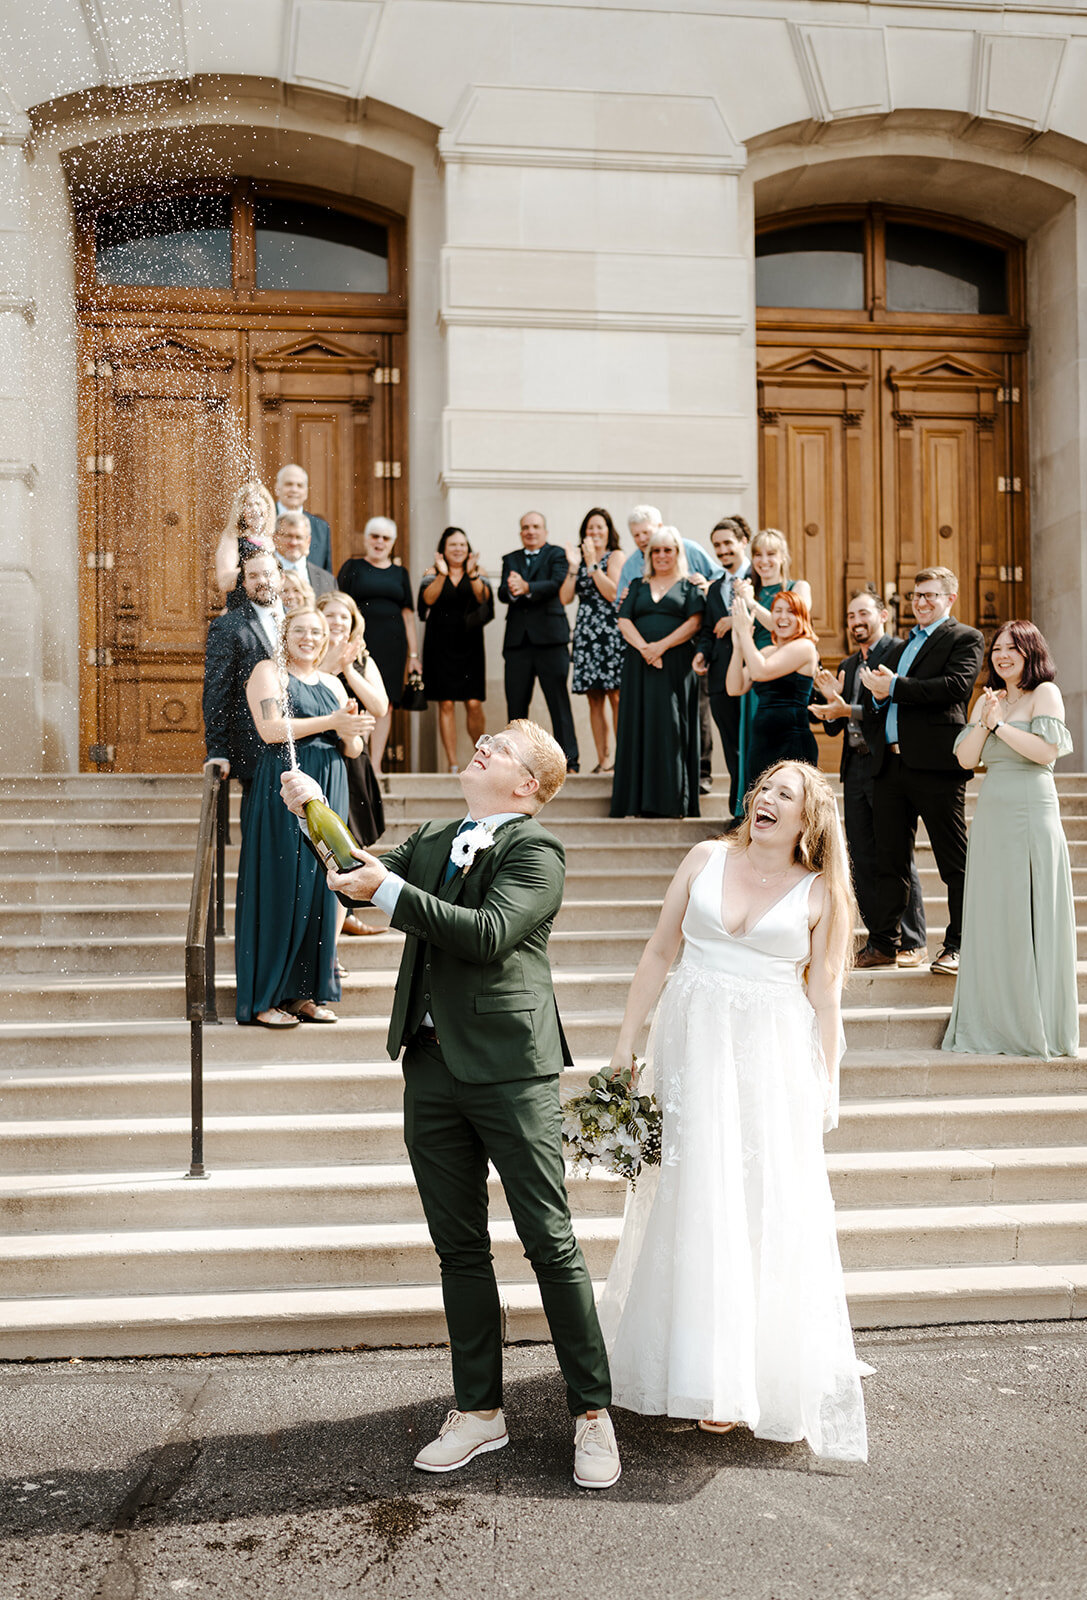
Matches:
[943,716,1079,1058]
[234,676,348,1023]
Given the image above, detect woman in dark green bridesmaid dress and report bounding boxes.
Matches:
[734,528,814,778]
[611,530,705,817]
[944,621,1078,1059]
[728,588,821,789]
[235,608,369,1028]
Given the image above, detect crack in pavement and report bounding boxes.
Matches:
[92,1374,217,1600]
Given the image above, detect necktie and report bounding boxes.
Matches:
[443,820,474,884]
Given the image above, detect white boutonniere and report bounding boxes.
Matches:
[450,822,497,876]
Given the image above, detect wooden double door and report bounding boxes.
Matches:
[78,320,407,772]
[756,340,1029,659]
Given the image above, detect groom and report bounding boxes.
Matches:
[280,720,620,1489]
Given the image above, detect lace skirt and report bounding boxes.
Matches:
[597,960,868,1462]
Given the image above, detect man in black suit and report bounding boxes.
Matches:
[499,511,580,771]
[275,462,332,574]
[273,511,336,596]
[203,546,283,794]
[692,517,751,817]
[812,590,927,964]
[855,567,984,975]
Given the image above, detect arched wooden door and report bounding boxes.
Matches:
[756,208,1029,660]
[77,183,408,773]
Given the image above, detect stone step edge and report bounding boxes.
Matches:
[0,1264,1084,1351]
[7,1053,1087,1091]
[6,1093,1087,1139]
[5,1148,1087,1206]
[5,1200,1087,1259]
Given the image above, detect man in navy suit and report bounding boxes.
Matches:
[275,463,332,574]
[203,546,283,794]
[812,590,927,964]
[499,511,580,771]
[856,568,984,976]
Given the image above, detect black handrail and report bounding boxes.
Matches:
[184,762,228,1179]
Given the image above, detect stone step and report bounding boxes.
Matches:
[0,1014,628,1071]
[1,1259,1084,1360]
[5,1095,1086,1175]
[7,1050,1086,1122]
[9,1143,1087,1238]
[0,867,679,910]
[6,1200,1087,1301]
[0,1000,987,1068]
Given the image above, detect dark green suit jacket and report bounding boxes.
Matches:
[377,814,572,1083]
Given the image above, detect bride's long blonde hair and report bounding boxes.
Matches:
[729,761,856,978]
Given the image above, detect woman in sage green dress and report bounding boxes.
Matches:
[611,528,705,818]
[235,608,370,1028]
[944,621,1078,1059]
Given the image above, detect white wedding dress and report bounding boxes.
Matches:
[598,842,868,1463]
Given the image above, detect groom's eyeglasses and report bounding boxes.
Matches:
[474,734,537,780]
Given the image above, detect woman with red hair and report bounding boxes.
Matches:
[727,588,821,781]
[944,620,1077,1057]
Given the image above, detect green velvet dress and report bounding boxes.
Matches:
[943,717,1078,1058]
[234,676,347,1022]
[610,576,705,818]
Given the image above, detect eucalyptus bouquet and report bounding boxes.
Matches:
[561,1060,661,1188]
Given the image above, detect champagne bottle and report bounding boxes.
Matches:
[303,795,361,872]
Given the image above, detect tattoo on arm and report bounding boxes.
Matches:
[260,697,279,721]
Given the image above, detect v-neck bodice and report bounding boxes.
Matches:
[681,843,817,986]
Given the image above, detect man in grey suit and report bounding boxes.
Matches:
[273,511,336,596]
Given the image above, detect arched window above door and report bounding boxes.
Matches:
[756,207,1017,324]
[83,182,402,309]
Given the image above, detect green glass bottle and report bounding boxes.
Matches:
[303,795,361,872]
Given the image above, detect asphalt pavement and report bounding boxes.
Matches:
[1,1321,1085,1600]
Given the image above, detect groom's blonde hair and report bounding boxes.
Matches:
[508,719,566,808]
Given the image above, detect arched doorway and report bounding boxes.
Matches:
[756,206,1029,658]
[76,181,409,772]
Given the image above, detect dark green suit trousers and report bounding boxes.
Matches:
[403,1035,611,1416]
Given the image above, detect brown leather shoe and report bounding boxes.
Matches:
[342,913,382,936]
[855,945,896,969]
[896,946,927,968]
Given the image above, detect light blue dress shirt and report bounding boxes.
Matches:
[884,616,948,744]
[619,539,723,592]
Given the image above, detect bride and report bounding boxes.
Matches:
[598,761,868,1462]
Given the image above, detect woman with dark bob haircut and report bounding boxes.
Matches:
[418,526,494,770]
[561,506,625,772]
[944,620,1078,1057]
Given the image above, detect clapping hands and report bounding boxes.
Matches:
[859,663,895,700]
[979,687,1007,730]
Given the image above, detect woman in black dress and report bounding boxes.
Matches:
[337,517,420,776]
[418,527,493,771]
[727,588,820,784]
[610,528,705,818]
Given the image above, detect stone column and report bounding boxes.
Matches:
[0,87,41,772]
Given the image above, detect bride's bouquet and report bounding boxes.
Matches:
[561,1060,661,1188]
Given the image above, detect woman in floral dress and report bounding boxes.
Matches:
[562,507,625,772]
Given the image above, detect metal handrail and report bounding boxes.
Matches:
[184,761,228,1179]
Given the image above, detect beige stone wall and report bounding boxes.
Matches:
[4,1,1087,768]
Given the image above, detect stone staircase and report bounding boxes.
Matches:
[1,771,1086,1358]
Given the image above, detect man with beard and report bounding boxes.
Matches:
[811,590,927,965]
[203,544,284,799]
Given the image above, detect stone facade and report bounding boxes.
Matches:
[3,1,1087,768]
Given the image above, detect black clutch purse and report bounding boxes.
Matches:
[400,669,427,712]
